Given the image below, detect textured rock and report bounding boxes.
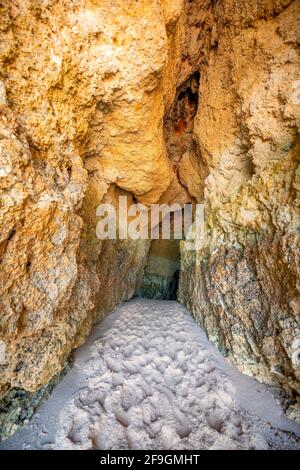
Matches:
[178,0,300,414]
[0,0,186,398]
[137,239,180,300]
[0,362,70,441]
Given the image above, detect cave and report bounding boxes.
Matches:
[0,0,299,454]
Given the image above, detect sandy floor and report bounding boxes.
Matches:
[1,299,299,450]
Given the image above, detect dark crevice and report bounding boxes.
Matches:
[138,72,201,302]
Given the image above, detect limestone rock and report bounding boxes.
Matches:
[179,0,300,407]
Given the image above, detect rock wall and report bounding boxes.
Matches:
[0,0,188,403]
[178,0,300,417]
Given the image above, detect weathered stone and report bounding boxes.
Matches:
[0,0,299,438]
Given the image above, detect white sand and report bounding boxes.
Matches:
[1,299,299,450]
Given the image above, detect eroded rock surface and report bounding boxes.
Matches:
[178,0,300,416]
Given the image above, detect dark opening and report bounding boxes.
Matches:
[170,270,180,300]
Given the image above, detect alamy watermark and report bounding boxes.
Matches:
[94,80,300,251]
[95,196,204,251]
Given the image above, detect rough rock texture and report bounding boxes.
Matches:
[0,0,188,402]
[0,0,299,439]
[178,0,300,416]
[2,300,299,450]
[0,362,70,441]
